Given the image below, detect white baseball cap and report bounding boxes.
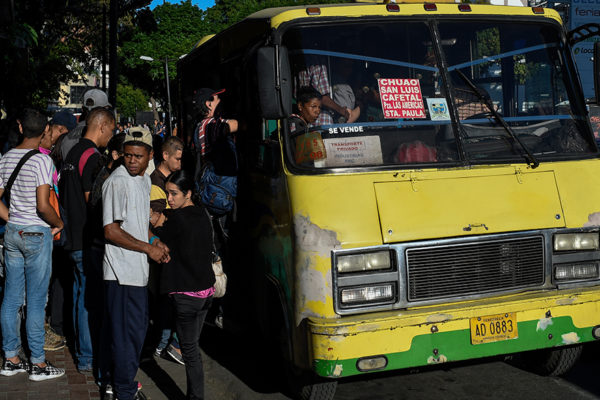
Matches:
[83,88,111,110]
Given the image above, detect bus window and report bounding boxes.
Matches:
[283,21,461,170]
[439,21,596,162]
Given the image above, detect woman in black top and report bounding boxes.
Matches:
[154,170,215,400]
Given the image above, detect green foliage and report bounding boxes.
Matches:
[476,27,500,58]
[205,0,347,33]
[119,0,209,109]
[117,83,148,118]
[0,1,109,113]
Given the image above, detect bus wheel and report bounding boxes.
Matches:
[299,380,338,400]
[521,345,583,376]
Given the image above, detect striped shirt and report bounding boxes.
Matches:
[0,148,54,227]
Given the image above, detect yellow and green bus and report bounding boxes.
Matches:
[177,2,600,399]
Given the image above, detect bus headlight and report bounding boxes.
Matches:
[340,284,395,305]
[554,233,599,251]
[336,251,392,274]
[554,263,599,281]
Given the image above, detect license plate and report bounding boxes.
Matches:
[470,312,518,344]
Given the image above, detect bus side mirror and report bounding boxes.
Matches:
[595,41,600,104]
[257,46,292,119]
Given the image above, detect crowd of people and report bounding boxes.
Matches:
[0,86,236,400]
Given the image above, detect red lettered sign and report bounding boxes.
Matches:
[378,78,426,119]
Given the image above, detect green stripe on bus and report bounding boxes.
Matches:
[314,316,593,378]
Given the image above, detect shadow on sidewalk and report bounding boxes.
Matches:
[200,322,283,395]
[139,355,186,400]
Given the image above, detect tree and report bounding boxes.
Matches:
[0,0,105,114]
[117,83,148,119]
[0,0,150,116]
[205,0,346,33]
[119,1,210,118]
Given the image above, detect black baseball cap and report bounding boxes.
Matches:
[193,88,225,109]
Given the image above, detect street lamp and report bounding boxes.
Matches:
[139,55,178,135]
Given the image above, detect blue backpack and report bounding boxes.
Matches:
[199,159,237,215]
[197,121,238,215]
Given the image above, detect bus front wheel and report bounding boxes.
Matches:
[521,344,583,376]
[299,380,338,400]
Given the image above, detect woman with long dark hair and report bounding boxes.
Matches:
[154,170,215,400]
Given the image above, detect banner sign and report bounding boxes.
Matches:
[378,79,426,119]
[321,136,383,167]
[570,0,600,99]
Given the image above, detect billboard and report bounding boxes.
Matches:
[570,0,600,99]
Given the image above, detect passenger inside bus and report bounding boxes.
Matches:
[330,58,361,123]
[289,86,322,134]
[295,56,352,125]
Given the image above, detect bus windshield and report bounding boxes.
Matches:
[282,20,597,170]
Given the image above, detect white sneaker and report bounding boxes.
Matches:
[28,361,65,381]
[0,358,29,376]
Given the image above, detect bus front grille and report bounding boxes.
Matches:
[406,236,545,301]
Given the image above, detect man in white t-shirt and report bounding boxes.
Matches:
[0,109,65,381]
[99,125,169,400]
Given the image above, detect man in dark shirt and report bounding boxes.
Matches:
[60,108,115,372]
[149,136,184,226]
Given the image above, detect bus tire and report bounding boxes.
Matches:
[522,345,583,376]
[299,380,338,400]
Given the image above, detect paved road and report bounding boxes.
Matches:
[139,326,600,400]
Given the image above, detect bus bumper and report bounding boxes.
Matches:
[308,287,600,378]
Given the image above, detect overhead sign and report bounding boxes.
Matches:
[570,0,600,99]
[378,79,426,119]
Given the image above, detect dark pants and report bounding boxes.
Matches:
[173,294,212,400]
[48,246,72,337]
[101,281,148,400]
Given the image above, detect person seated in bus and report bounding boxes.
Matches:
[296,59,352,126]
[331,58,361,123]
[289,87,329,166]
[289,86,322,135]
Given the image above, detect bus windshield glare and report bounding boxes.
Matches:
[283,20,597,170]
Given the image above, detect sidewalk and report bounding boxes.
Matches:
[0,344,187,400]
[0,327,289,400]
[0,346,99,400]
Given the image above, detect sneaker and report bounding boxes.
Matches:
[215,314,224,329]
[154,347,163,357]
[166,344,184,365]
[29,361,65,381]
[134,382,147,400]
[101,383,114,400]
[0,358,29,376]
[77,365,93,374]
[44,332,65,351]
[45,324,66,342]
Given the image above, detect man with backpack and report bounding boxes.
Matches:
[193,88,239,221]
[59,88,111,161]
[60,107,115,373]
[0,109,64,381]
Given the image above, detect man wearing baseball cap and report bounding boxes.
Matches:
[60,108,116,373]
[100,125,169,400]
[60,88,112,160]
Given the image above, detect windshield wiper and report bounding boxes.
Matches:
[455,70,540,169]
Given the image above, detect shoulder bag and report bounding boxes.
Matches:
[205,208,227,298]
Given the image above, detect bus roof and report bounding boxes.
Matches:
[184,2,562,56]
[244,3,562,28]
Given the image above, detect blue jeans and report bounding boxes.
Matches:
[70,247,104,370]
[1,223,53,364]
